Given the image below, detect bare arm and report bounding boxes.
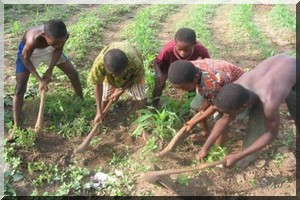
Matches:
[225,106,280,166]
[153,61,166,86]
[93,83,104,124]
[196,113,233,159]
[109,75,134,101]
[21,43,43,81]
[186,104,217,132]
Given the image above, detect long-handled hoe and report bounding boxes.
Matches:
[142,159,226,185]
[155,111,203,158]
[34,88,47,133]
[74,99,114,153]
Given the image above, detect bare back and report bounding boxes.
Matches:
[235,54,296,107]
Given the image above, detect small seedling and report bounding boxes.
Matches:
[176,174,190,186]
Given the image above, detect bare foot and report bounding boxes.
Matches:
[187,131,209,142]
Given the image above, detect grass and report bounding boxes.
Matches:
[269,5,296,32]
[4,5,80,34]
[65,5,135,66]
[229,4,275,59]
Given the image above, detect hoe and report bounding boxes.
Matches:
[143,159,226,185]
[74,99,113,153]
[34,88,47,133]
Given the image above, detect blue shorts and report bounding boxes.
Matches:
[16,41,68,74]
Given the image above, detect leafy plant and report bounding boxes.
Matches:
[269,4,296,31]
[131,107,180,140]
[12,127,36,149]
[272,152,285,167]
[230,4,275,59]
[204,145,228,163]
[176,174,190,186]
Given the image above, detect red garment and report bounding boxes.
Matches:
[154,40,210,74]
[191,59,244,100]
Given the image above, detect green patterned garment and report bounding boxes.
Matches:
[88,41,145,88]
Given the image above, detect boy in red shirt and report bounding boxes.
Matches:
[152,28,210,107]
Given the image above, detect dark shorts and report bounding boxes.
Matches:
[286,86,298,128]
[16,41,68,74]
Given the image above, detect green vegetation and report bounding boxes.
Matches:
[123,5,179,58]
[176,174,190,186]
[204,145,228,163]
[4,5,80,34]
[230,4,274,59]
[269,4,296,31]
[65,5,135,65]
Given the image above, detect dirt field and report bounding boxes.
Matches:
[4,4,297,196]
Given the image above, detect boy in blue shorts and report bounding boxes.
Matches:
[13,19,83,131]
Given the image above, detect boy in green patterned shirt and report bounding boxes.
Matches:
[88,41,146,124]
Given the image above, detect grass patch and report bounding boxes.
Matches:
[269,5,296,32]
[230,4,275,59]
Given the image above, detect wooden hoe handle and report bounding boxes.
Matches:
[74,99,113,153]
[34,89,47,133]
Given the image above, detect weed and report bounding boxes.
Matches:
[131,106,180,152]
[269,5,296,32]
[204,145,228,163]
[250,178,259,187]
[15,128,36,149]
[230,5,275,59]
[4,169,24,196]
[272,152,285,167]
[176,174,190,186]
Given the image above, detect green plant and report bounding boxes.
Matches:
[12,127,36,149]
[250,178,259,187]
[204,145,228,163]
[176,174,190,186]
[28,162,60,187]
[269,4,296,31]
[4,169,24,196]
[131,107,180,140]
[230,4,275,59]
[273,152,285,166]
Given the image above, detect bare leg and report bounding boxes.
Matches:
[13,72,30,128]
[152,79,166,108]
[56,60,83,99]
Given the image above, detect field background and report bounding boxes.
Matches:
[4,4,297,196]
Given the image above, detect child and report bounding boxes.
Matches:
[88,41,147,124]
[152,27,210,107]
[13,19,83,129]
[198,54,297,168]
[168,59,244,144]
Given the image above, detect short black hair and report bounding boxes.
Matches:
[175,28,196,45]
[44,19,67,38]
[168,60,198,84]
[104,49,128,74]
[213,83,250,112]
